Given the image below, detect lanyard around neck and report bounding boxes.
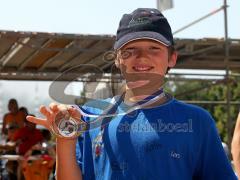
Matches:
[74,88,166,131]
[76,88,165,118]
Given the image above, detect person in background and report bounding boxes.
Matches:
[19,106,29,118]
[232,111,240,177]
[13,114,43,155]
[1,99,25,140]
[1,101,27,180]
[21,129,56,180]
[2,105,28,180]
[11,114,44,180]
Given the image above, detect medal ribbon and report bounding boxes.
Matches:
[74,88,166,131]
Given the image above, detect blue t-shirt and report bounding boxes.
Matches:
[76,98,237,180]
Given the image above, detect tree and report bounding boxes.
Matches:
[165,76,240,143]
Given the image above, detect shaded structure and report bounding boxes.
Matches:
[0,31,240,81]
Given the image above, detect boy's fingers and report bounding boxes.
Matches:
[57,104,68,112]
[49,102,70,115]
[26,115,47,127]
[49,103,59,113]
[68,107,82,119]
[39,105,52,118]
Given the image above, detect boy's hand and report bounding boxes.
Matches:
[26,103,82,139]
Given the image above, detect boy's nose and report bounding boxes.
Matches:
[135,49,150,59]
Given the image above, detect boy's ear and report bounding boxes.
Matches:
[115,59,120,68]
[168,51,178,68]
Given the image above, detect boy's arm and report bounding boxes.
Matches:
[56,138,82,180]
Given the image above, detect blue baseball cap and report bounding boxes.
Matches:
[114,8,174,50]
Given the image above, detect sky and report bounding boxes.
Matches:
[0,0,239,120]
[0,0,239,39]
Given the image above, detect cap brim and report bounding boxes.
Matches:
[114,31,171,49]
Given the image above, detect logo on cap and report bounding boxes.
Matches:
[128,17,151,28]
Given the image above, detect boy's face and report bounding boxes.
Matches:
[115,39,177,91]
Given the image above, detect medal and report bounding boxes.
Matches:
[53,114,87,138]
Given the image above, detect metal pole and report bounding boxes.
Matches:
[173,6,224,35]
[223,0,231,147]
[156,0,160,10]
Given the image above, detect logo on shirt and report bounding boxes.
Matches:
[170,151,181,159]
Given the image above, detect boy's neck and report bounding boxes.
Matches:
[123,87,169,107]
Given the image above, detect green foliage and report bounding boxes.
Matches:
[165,76,240,143]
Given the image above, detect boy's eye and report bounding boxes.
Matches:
[149,46,161,50]
[120,49,135,59]
[119,46,162,59]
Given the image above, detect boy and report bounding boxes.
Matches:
[27,8,237,179]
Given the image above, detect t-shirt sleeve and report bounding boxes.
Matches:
[75,104,99,180]
[76,132,96,180]
[194,111,237,179]
[75,106,89,172]
[76,135,84,171]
